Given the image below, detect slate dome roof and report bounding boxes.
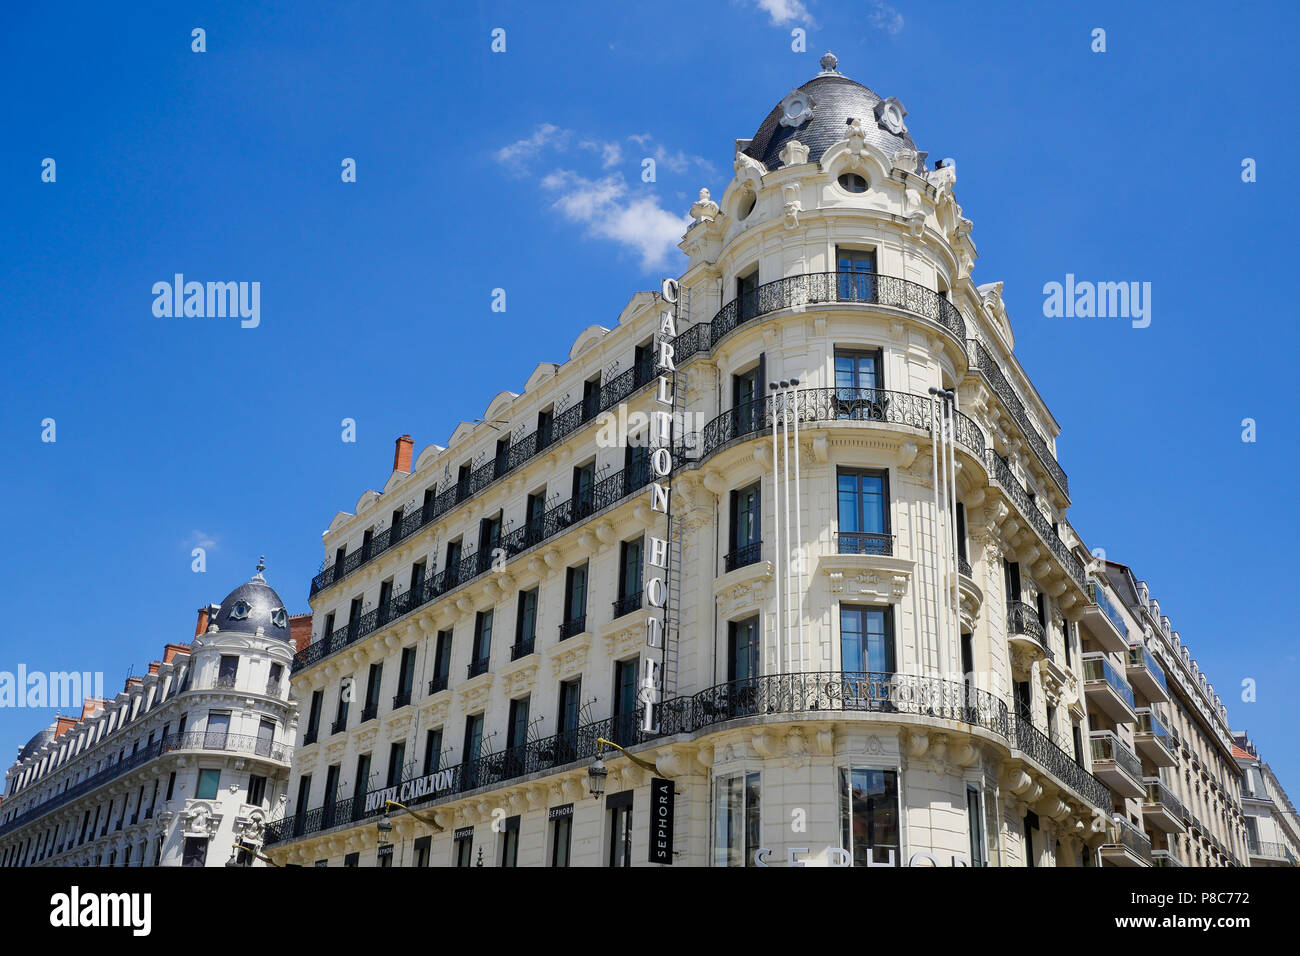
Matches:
[17,726,55,762]
[209,558,291,639]
[743,52,925,174]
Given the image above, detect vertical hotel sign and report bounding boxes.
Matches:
[639,277,681,736]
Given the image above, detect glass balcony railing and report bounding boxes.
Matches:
[1090,731,1143,783]
[1135,709,1174,753]
[1142,777,1186,820]
[1127,643,1168,694]
[1082,655,1136,712]
[1106,816,1153,864]
[1087,577,1128,638]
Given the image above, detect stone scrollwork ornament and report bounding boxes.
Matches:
[874,96,909,135]
[778,89,815,128]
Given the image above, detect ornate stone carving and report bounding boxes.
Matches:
[782,181,802,228]
[777,90,815,128]
[874,96,908,135]
[778,139,810,167]
[689,187,719,222]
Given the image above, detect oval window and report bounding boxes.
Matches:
[838,173,868,193]
[737,191,757,220]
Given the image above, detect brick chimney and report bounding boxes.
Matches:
[393,434,414,473]
[289,613,313,654]
[194,606,211,638]
[162,643,190,664]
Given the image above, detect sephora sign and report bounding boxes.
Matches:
[637,277,684,735]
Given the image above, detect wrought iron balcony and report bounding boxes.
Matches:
[297,461,656,675]
[957,554,972,577]
[1012,717,1112,811]
[612,593,643,618]
[1006,601,1053,661]
[392,691,412,710]
[309,355,661,598]
[359,704,378,723]
[428,674,448,695]
[834,531,895,556]
[723,540,762,573]
[467,656,490,679]
[302,729,319,746]
[510,639,535,661]
[987,452,1084,587]
[330,716,347,735]
[671,272,967,369]
[1247,838,1296,863]
[559,615,586,640]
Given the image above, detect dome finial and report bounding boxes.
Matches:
[253,555,266,581]
[819,51,838,73]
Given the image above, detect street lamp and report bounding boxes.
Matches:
[587,737,663,798]
[224,841,282,867]
[380,799,444,831]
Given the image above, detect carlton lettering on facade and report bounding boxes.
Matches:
[363,768,455,814]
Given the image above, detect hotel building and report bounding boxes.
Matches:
[267,54,1274,867]
[0,564,301,867]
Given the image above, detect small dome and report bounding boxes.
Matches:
[744,54,925,174]
[18,725,55,762]
[209,558,291,639]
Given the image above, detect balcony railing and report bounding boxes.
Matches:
[1143,777,1186,821]
[612,593,643,618]
[330,716,347,735]
[1247,838,1296,862]
[1090,731,1143,783]
[671,273,967,370]
[215,673,238,689]
[359,704,378,723]
[267,670,1019,845]
[467,657,490,679]
[1006,601,1052,660]
[987,452,1084,587]
[957,554,972,577]
[295,459,654,674]
[1105,817,1153,864]
[1127,643,1168,695]
[1135,709,1174,753]
[310,356,662,598]
[0,732,289,841]
[558,615,587,640]
[1151,849,1184,867]
[834,532,895,556]
[723,540,762,573]
[1082,655,1137,713]
[1012,718,1112,811]
[510,639,535,661]
[392,691,412,710]
[302,729,318,746]
[1087,578,1128,638]
[428,674,448,695]
[967,339,1069,498]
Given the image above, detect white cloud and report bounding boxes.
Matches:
[495,123,569,167]
[750,0,811,26]
[579,138,624,168]
[870,1,904,35]
[540,170,690,270]
[187,530,218,550]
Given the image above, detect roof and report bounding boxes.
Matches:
[208,559,291,640]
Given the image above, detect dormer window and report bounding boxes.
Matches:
[270,607,288,628]
[229,600,251,621]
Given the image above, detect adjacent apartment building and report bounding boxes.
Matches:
[1233,732,1300,866]
[0,564,302,867]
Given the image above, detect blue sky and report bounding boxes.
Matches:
[2,1,1297,789]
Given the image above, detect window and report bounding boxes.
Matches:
[613,658,639,742]
[333,678,350,732]
[727,483,761,570]
[217,655,239,687]
[377,579,393,624]
[424,728,443,774]
[728,617,760,682]
[736,267,759,321]
[395,646,416,706]
[166,771,177,801]
[1024,810,1039,867]
[837,468,889,553]
[455,829,474,867]
[499,815,521,867]
[363,662,383,718]
[506,697,530,753]
[348,596,363,635]
[616,537,643,615]
[410,559,427,596]
[323,764,341,827]
[463,714,484,788]
[413,835,431,867]
[353,754,371,806]
[1003,560,1022,604]
[267,662,283,694]
[839,768,900,866]
[478,511,502,569]
[573,461,596,517]
[515,588,538,656]
[470,610,493,677]
[431,630,452,692]
[561,563,588,637]
[955,502,968,567]
[557,677,582,762]
[204,712,230,748]
[607,792,634,867]
[731,357,765,437]
[837,172,868,193]
[582,376,601,421]
[344,852,359,868]
[256,717,276,757]
[967,786,987,866]
[1013,680,1032,721]
[840,605,894,674]
[525,490,547,543]
[181,836,208,867]
[196,769,220,801]
[445,538,463,573]
[550,805,574,867]
[248,774,267,807]
[715,772,761,867]
[835,248,876,301]
[387,742,406,787]
[536,408,554,451]
[737,190,756,221]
